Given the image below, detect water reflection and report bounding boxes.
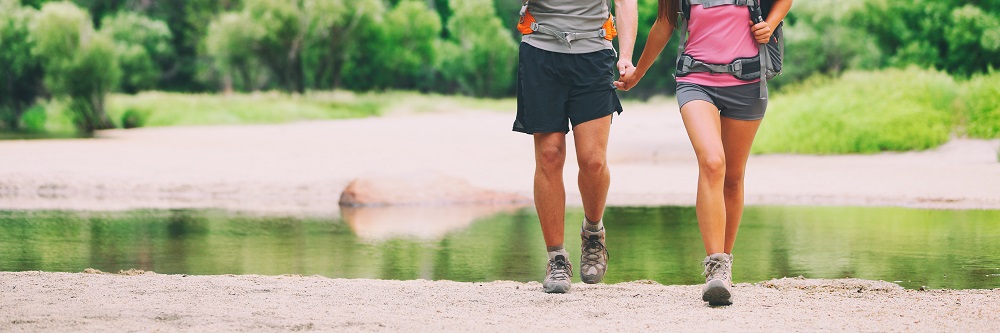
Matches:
[0,206,998,289]
[341,204,526,241]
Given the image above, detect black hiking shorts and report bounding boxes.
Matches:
[514,43,623,134]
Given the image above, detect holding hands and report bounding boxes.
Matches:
[613,59,640,91]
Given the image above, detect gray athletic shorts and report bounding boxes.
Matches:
[676,82,767,120]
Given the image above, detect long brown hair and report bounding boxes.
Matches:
[657,0,680,27]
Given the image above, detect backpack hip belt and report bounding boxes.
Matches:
[517,1,618,49]
[676,53,762,81]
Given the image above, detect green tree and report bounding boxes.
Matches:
[433,0,452,38]
[31,1,120,134]
[778,2,882,87]
[300,0,350,89]
[204,12,264,92]
[244,0,306,93]
[945,5,1000,76]
[381,0,441,91]
[0,0,44,131]
[316,0,387,91]
[853,0,1000,76]
[440,0,517,97]
[153,0,242,92]
[100,12,173,93]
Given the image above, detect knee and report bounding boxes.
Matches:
[699,154,726,181]
[536,146,566,173]
[577,154,607,175]
[724,174,744,193]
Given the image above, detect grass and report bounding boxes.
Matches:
[753,67,958,154]
[28,90,515,134]
[959,71,1000,139]
[105,91,382,128]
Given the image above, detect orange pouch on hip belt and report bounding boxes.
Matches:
[603,15,617,40]
[517,10,536,35]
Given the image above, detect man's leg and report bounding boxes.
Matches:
[573,114,613,222]
[534,132,573,293]
[534,132,568,248]
[573,114,613,284]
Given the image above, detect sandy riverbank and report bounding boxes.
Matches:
[1,100,999,214]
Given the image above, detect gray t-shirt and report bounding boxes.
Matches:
[521,0,616,54]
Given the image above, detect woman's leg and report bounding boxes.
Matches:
[679,100,727,256]
[720,116,763,253]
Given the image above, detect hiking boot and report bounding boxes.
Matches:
[543,255,573,293]
[701,253,733,305]
[580,225,608,284]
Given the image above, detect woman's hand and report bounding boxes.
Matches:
[750,20,772,44]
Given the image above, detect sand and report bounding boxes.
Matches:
[2,271,997,332]
[1,100,999,331]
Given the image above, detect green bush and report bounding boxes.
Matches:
[19,105,47,132]
[753,67,957,154]
[960,72,1000,138]
[120,108,147,129]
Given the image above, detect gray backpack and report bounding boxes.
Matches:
[674,0,783,98]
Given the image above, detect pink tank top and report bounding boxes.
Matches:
[675,4,760,87]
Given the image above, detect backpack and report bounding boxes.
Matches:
[675,0,783,98]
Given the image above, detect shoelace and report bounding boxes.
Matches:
[701,256,732,282]
[582,235,609,267]
[548,258,573,280]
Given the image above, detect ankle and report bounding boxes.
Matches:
[583,217,603,232]
[547,245,569,261]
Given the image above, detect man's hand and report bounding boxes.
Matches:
[617,59,635,78]
[613,59,640,91]
[750,20,772,44]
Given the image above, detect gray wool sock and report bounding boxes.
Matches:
[584,217,603,232]
[547,245,569,261]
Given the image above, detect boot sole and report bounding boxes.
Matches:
[543,283,571,293]
[581,273,604,284]
[702,280,733,305]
